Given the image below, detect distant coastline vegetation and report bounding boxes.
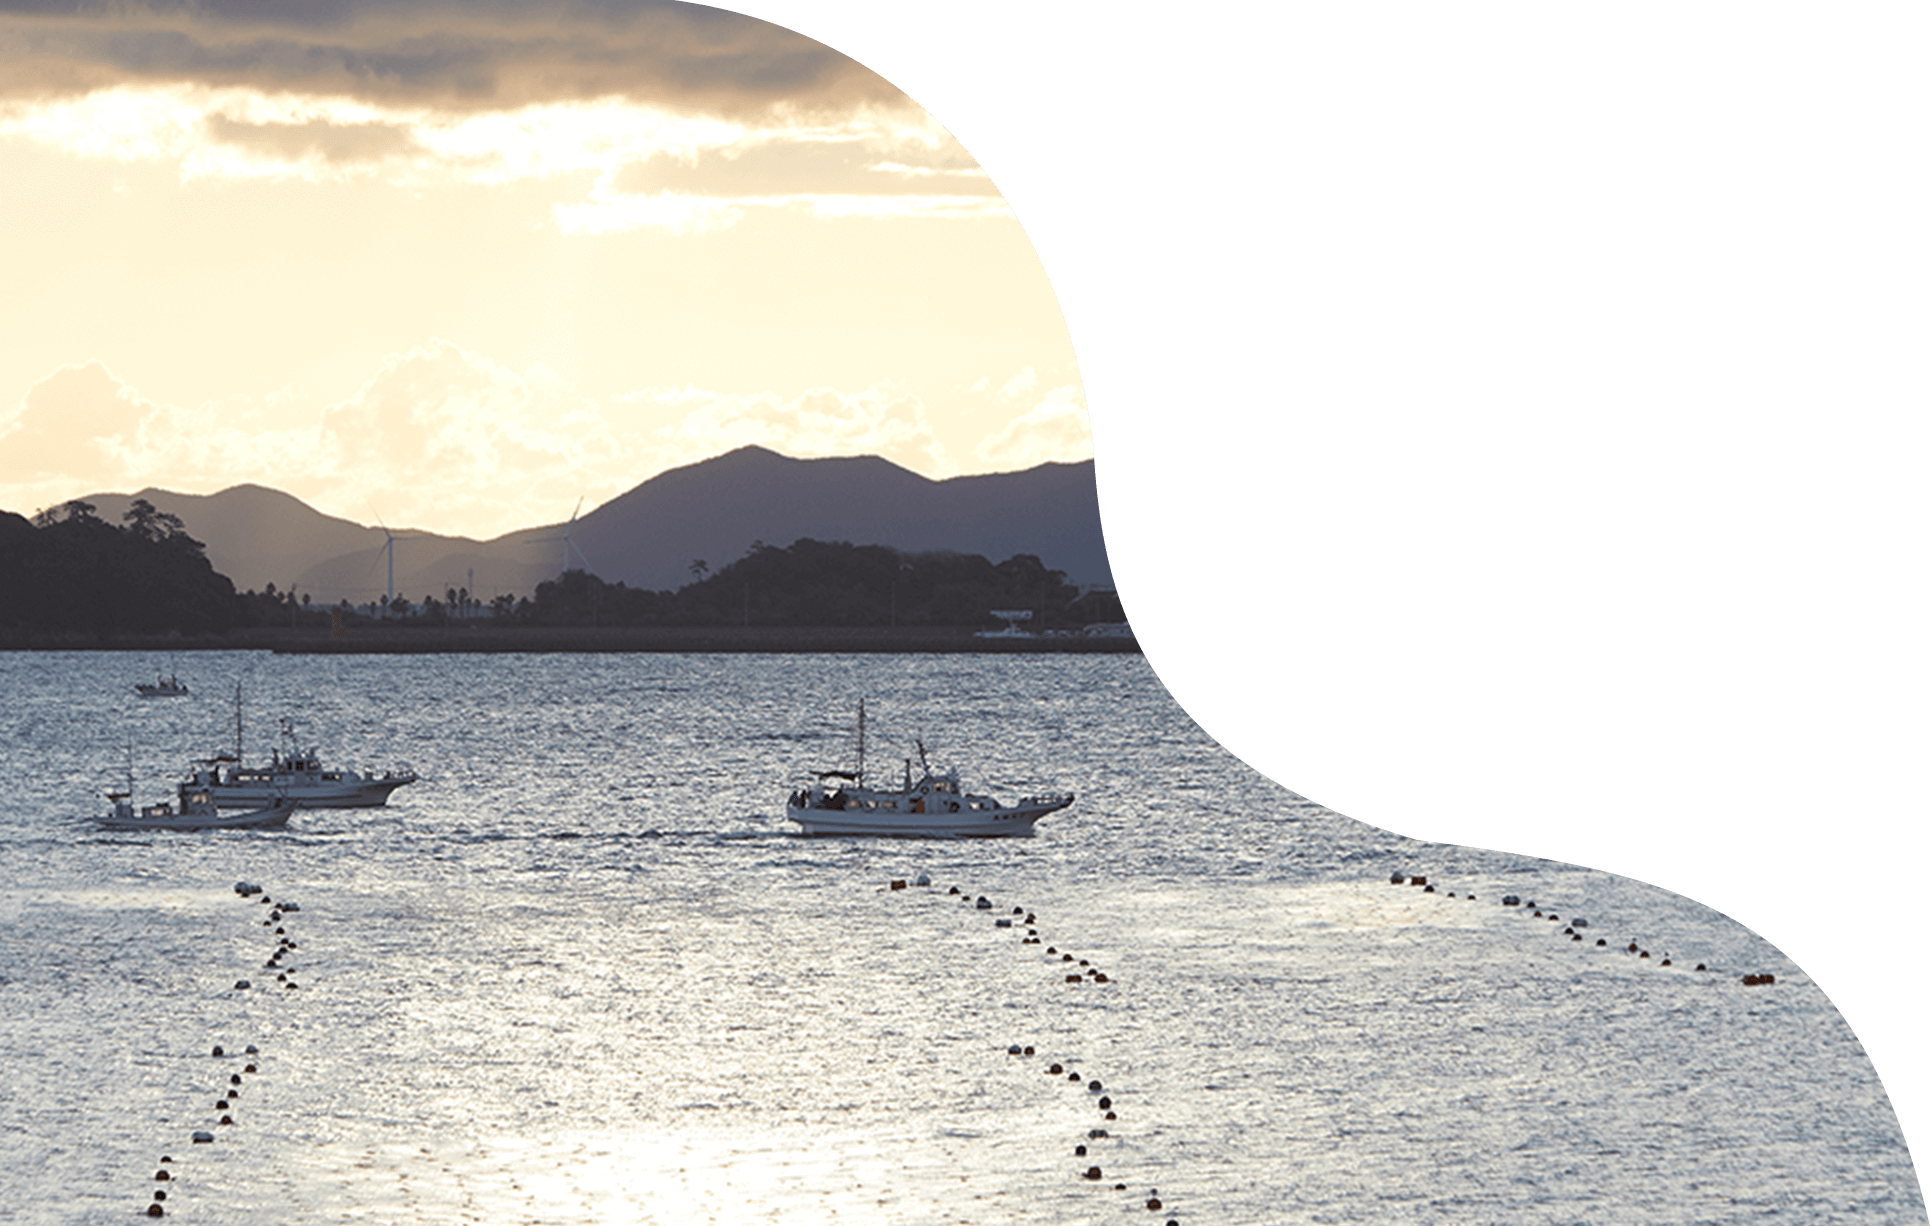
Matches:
[0,500,1127,647]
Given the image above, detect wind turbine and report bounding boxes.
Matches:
[366,507,416,616]
[529,498,594,576]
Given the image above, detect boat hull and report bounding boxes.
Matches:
[786,797,1068,838]
[205,777,412,808]
[99,799,296,832]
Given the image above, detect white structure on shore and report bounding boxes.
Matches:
[975,609,1034,639]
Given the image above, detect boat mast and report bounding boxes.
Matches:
[857,699,866,786]
[233,681,243,764]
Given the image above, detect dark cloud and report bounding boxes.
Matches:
[0,1,909,119]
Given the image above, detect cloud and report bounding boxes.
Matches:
[0,4,1005,228]
[973,380,1094,471]
[0,2,902,118]
[204,113,418,165]
[0,361,150,480]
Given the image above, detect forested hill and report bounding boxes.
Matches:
[517,539,1125,630]
[0,499,239,636]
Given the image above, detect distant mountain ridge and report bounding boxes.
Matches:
[82,447,1111,605]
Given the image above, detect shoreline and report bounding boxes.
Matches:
[0,625,1140,655]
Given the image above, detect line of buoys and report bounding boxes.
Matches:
[891,873,1185,1222]
[1390,870,1778,991]
[142,883,309,1217]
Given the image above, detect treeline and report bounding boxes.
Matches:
[502,540,1123,630]
[0,499,240,636]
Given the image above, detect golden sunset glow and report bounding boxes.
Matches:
[0,4,1084,538]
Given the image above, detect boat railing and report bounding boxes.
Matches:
[1019,792,1076,808]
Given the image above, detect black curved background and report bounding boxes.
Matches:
[764,4,1914,1158]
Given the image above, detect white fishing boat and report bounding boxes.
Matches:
[183,686,418,809]
[134,673,189,698]
[98,782,294,832]
[786,702,1073,838]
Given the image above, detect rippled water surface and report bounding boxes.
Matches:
[0,651,1920,1224]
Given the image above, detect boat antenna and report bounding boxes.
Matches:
[916,739,931,776]
[856,698,866,786]
[233,681,243,764]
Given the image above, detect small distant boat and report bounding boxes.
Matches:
[134,674,189,698]
[98,782,293,832]
[786,702,1073,838]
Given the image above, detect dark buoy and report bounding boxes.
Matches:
[1696,963,1707,972]
[154,1171,169,1181]
[1075,1144,1087,1156]
[147,1204,163,1217]
[1046,947,1058,955]
[889,880,906,890]
[1640,951,1651,959]
[1661,958,1672,966]
[244,1064,257,1073]
[1408,876,1427,886]
[976,896,992,910]
[219,1115,234,1125]
[1501,895,1520,906]
[1088,1079,1103,1091]
[159,1156,172,1163]
[1083,1166,1102,1180]
[1628,942,1639,952]
[995,918,1013,928]
[1423,885,1435,893]
[1596,939,1607,947]
[211,1045,224,1057]
[1049,1063,1064,1075]
[1089,1129,1108,1138]
[1147,1197,1163,1210]
[1098,1095,1112,1109]
[1008,1045,1023,1055]
[230,1074,241,1086]
[1023,1046,1034,1055]
[191,1131,213,1144]
[948,886,960,895]
[1093,973,1110,983]
[153,1189,166,1201]
[1069,1072,1082,1081]
[1105,1111,1117,1120]
[215,1100,228,1110]
[1390,873,1405,885]
[234,980,250,990]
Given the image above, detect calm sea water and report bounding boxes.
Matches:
[0,651,1919,1225]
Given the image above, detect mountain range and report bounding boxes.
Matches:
[81,446,1112,606]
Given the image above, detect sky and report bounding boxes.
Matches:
[0,0,1090,539]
